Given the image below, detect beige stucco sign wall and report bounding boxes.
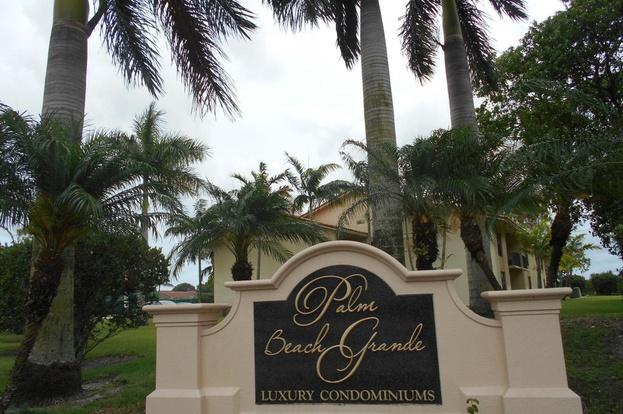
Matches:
[145,241,582,414]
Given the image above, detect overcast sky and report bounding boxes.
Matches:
[0,1,619,285]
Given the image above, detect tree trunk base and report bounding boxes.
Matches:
[13,361,81,402]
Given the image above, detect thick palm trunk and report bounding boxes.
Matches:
[442,0,495,312]
[141,190,150,242]
[231,255,253,281]
[460,214,503,291]
[442,0,477,128]
[360,0,404,264]
[18,0,90,402]
[413,214,439,270]
[548,202,573,287]
[0,250,76,412]
[42,0,89,135]
[460,214,502,316]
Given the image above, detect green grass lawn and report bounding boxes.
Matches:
[0,324,155,413]
[561,295,623,318]
[561,295,623,414]
[0,296,621,413]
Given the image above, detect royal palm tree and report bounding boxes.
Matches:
[118,103,208,242]
[285,153,343,216]
[165,199,212,297]
[264,0,404,263]
[0,106,176,408]
[25,1,255,398]
[168,163,326,282]
[42,0,256,129]
[401,0,527,128]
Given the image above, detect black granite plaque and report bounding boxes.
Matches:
[254,265,441,405]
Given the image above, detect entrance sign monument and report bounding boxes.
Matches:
[144,241,582,413]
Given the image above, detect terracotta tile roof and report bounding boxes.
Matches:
[159,291,197,300]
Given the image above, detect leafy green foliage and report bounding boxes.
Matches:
[172,283,195,292]
[0,234,168,357]
[560,275,587,294]
[559,234,599,277]
[590,272,622,295]
[477,0,623,282]
[74,233,169,359]
[198,275,214,303]
[0,241,31,334]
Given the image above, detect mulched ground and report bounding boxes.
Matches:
[8,356,138,413]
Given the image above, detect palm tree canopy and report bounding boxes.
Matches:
[91,0,256,115]
[115,103,209,232]
[400,0,527,89]
[167,163,326,279]
[285,152,343,213]
[0,105,171,252]
[263,0,360,68]
[399,128,520,221]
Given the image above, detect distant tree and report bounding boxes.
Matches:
[590,271,622,295]
[284,153,342,216]
[198,274,214,303]
[165,200,212,301]
[172,282,196,292]
[558,234,599,278]
[74,233,169,360]
[117,103,209,242]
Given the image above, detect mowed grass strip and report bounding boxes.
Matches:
[561,295,623,318]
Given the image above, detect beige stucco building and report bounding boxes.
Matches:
[213,201,545,307]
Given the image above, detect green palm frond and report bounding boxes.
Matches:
[101,0,163,96]
[455,0,497,89]
[153,0,251,116]
[487,0,527,20]
[401,0,441,83]
[332,0,360,68]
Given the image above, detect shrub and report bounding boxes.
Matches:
[590,272,621,295]
[561,275,588,294]
[0,240,31,334]
[0,233,170,357]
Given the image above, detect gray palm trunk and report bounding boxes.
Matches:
[442,0,500,313]
[360,0,405,265]
[25,0,89,397]
[442,0,477,129]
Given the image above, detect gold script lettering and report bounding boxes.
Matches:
[293,274,378,327]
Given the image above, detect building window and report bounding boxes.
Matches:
[501,271,507,289]
[521,254,529,268]
[497,233,503,256]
